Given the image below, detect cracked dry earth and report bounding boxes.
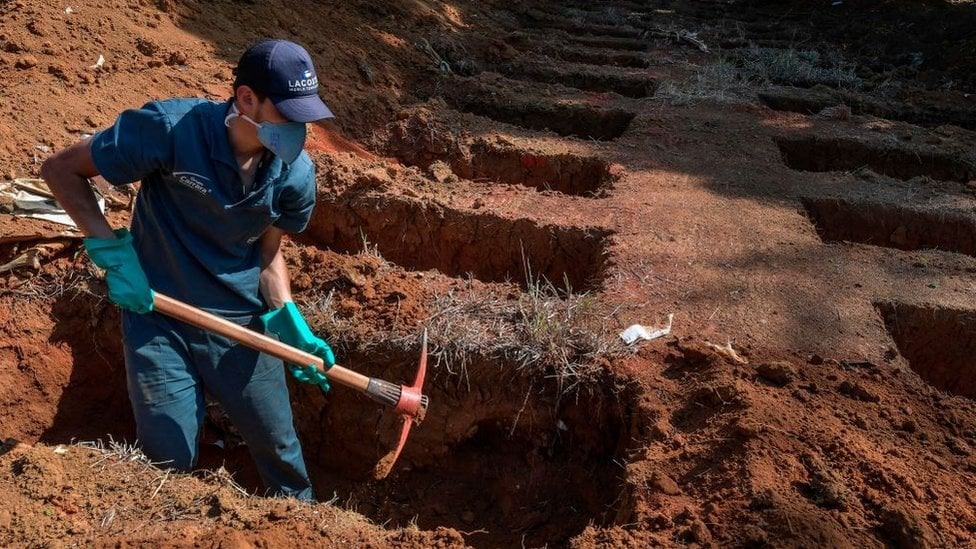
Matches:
[1,0,976,547]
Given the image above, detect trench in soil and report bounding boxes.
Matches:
[295,346,635,549]
[443,87,636,140]
[552,47,651,68]
[502,35,651,68]
[304,194,612,293]
[876,302,976,399]
[801,197,976,257]
[759,89,976,130]
[399,138,615,197]
[17,295,634,549]
[502,62,658,98]
[521,16,644,39]
[569,35,650,51]
[776,136,976,182]
[460,140,616,195]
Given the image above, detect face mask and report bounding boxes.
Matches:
[225,102,307,164]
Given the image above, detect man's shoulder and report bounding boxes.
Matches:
[138,98,221,125]
[281,152,315,185]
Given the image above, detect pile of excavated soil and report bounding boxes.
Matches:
[2,0,976,547]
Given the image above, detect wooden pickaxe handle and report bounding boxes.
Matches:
[151,292,428,421]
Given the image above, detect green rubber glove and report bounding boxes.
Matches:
[260,302,334,392]
[83,228,154,314]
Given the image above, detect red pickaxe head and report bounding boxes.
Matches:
[370,329,429,479]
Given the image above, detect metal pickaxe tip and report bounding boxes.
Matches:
[371,329,429,479]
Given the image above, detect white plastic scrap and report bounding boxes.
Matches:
[620,313,674,345]
[90,54,105,70]
[53,445,68,455]
[64,6,74,14]
[1,178,104,228]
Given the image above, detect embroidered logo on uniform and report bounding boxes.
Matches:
[172,171,211,195]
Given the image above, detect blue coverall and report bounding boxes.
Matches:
[90,98,317,500]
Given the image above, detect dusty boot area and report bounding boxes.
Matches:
[2,0,976,547]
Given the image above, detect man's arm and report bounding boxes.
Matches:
[41,139,115,239]
[42,138,154,313]
[258,226,293,309]
[257,226,336,384]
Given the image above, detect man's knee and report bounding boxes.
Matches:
[135,414,199,471]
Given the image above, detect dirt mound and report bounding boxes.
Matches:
[3,0,976,547]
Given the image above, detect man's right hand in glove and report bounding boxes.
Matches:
[83,228,154,314]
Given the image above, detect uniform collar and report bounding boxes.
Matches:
[209,100,239,170]
[210,100,285,202]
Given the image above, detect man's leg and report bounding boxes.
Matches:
[193,317,314,500]
[121,312,204,470]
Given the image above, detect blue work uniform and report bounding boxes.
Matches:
[90,98,316,500]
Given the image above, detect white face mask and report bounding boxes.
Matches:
[224,102,308,164]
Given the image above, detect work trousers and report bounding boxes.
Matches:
[121,310,313,500]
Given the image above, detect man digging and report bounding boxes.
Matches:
[41,39,336,500]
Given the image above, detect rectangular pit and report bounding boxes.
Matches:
[503,33,651,68]
[445,93,635,141]
[776,136,976,182]
[458,139,616,196]
[522,17,644,39]
[570,35,650,51]
[305,194,612,293]
[552,47,651,69]
[876,302,976,398]
[504,62,658,98]
[760,87,976,131]
[802,197,976,257]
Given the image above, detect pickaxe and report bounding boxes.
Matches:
[152,292,429,479]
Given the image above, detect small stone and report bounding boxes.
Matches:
[688,519,712,543]
[267,503,289,521]
[808,354,825,365]
[837,380,881,403]
[649,471,682,495]
[460,510,475,524]
[15,55,38,69]
[165,50,188,66]
[947,436,972,456]
[756,361,797,386]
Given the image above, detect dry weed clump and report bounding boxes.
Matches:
[326,256,628,394]
[655,46,862,105]
[737,47,862,90]
[654,58,754,105]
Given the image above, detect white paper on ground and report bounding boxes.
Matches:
[620,313,674,345]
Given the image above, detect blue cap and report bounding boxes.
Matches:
[233,39,335,123]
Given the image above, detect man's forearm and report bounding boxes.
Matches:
[258,227,293,309]
[259,253,293,309]
[41,140,115,239]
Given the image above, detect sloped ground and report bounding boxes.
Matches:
[2,0,976,547]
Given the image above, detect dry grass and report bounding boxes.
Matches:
[737,47,862,90]
[655,46,862,106]
[304,249,627,396]
[654,57,754,105]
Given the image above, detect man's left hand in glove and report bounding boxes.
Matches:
[260,301,334,392]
